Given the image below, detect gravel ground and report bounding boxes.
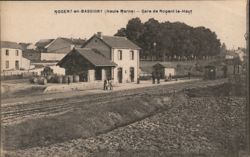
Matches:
[5,94,246,157]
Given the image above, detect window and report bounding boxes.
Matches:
[6,49,9,56]
[5,61,9,69]
[118,50,122,60]
[16,50,19,56]
[130,50,134,60]
[15,61,19,70]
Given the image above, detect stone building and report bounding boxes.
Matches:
[57,32,141,83]
[82,32,141,83]
[1,41,30,72]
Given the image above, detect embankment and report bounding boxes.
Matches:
[2,82,247,157]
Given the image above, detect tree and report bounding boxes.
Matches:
[41,66,53,77]
[126,17,144,43]
[114,18,222,60]
[141,18,160,59]
[220,43,227,53]
[114,28,127,37]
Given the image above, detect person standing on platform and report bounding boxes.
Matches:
[104,80,107,90]
[152,72,155,84]
[68,76,70,85]
[157,73,160,84]
[108,80,113,90]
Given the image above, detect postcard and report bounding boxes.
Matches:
[0,1,249,157]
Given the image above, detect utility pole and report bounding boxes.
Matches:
[245,0,249,153]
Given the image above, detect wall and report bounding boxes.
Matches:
[112,48,139,83]
[29,65,65,75]
[51,65,65,75]
[41,53,66,61]
[21,57,31,70]
[164,68,175,77]
[88,69,95,82]
[29,68,44,75]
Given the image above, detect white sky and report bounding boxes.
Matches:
[0,1,247,49]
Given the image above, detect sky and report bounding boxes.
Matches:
[0,1,247,49]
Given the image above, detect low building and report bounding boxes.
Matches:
[152,63,176,79]
[82,32,141,83]
[1,41,31,72]
[204,65,216,80]
[57,48,116,82]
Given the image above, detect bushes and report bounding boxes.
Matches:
[41,67,53,78]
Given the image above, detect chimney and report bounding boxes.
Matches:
[97,32,103,39]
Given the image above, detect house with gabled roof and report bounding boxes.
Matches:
[80,32,141,83]
[152,63,176,79]
[40,37,86,61]
[35,39,54,52]
[1,41,31,72]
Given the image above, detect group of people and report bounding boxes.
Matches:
[103,79,113,90]
[152,71,161,84]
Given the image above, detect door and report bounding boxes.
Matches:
[117,68,123,83]
[80,70,88,82]
[95,68,102,80]
[105,68,112,80]
[130,67,135,82]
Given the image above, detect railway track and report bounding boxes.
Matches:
[1,79,227,125]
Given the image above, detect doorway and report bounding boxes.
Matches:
[117,67,123,83]
[80,70,88,82]
[95,68,102,80]
[130,67,135,82]
[105,68,112,80]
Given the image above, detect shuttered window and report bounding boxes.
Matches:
[118,50,122,60]
[6,49,9,56]
[130,50,134,60]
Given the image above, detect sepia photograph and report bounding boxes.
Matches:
[0,1,249,157]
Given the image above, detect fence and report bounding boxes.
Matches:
[1,71,38,80]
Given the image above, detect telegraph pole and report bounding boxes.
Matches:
[245,0,250,153]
